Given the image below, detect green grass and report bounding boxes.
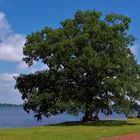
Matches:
[0,119,140,140]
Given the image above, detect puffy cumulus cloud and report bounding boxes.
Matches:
[0,12,26,62]
[0,12,11,39]
[0,73,19,81]
[18,61,28,70]
[0,72,22,104]
[0,81,23,104]
[17,60,49,73]
[0,34,25,61]
[130,44,140,64]
[130,45,139,55]
[0,12,26,104]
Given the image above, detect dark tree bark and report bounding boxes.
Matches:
[82,112,93,121]
[82,103,94,121]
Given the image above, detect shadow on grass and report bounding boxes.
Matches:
[49,120,138,127]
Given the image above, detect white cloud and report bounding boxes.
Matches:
[0,12,26,62]
[0,12,11,40]
[130,44,140,64]
[17,60,48,73]
[0,73,19,81]
[130,45,139,55]
[0,12,25,104]
[0,81,23,104]
[18,61,28,69]
[29,64,48,73]
[0,72,22,104]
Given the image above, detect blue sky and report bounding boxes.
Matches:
[0,0,140,104]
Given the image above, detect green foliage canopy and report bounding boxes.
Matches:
[15,10,140,121]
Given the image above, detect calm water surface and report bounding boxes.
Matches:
[0,107,127,128]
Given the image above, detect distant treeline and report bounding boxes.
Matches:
[0,103,23,107]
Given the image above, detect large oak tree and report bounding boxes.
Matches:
[15,10,140,121]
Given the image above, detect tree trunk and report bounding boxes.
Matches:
[83,103,93,122]
[82,112,93,121]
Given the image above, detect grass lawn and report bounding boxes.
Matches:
[0,119,140,140]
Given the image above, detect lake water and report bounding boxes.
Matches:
[0,107,127,128]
